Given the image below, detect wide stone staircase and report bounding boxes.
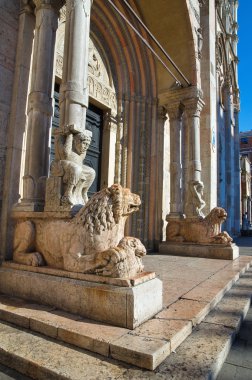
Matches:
[0,254,251,379]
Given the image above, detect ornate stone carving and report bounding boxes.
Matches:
[13,184,146,278]
[55,35,117,111]
[49,125,95,206]
[196,27,203,59]
[166,207,232,245]
[188,180,206,217]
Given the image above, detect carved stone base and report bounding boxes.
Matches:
[0,263,163,329]
[159,242,239,260]
[44,176,72,212]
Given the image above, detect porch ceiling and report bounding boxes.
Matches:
[135,0,196,92]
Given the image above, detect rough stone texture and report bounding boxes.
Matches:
[110,334,170,370]
[13,185,147,278]
[3,262,155,288]
[156,299,210,326]
[130,318,192,352]
[0,267,163,329]
[156,323,235,379]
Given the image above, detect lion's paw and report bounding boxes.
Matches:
[28,252,45,267]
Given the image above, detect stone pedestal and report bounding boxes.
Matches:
[159,241,239,260]
[0,263,163,330]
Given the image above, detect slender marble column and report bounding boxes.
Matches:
[166,102,184,218]
[59,0,93,134]
[233,105,241,234]
[223,75,233,232]
[184,96,205,218]
[21,0,61,210]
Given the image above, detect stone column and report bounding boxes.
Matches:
[114,105,123,184]
[1,0,35,258]
[233,105,241,234]
[184,96,205,218]
[166,102,184,219]
[59,0,92,134]
[21,0,61,211]
[100,111,117,187]
[223,75,233,232]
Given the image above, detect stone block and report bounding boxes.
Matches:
[0,267,162,329]
[110,334,170,370]
[159,241,239,260]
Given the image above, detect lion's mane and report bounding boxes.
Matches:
[73,184,123,237]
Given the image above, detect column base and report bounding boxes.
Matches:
[166,213,185,221]
[159,241,239,260]
[12,201,44,212]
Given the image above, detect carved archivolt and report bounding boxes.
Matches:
[55,12,117,112]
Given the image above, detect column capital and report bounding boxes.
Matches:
[166,101,184,121]
[183,97,204,118]
[20,0,35,14]
[33,0,65,12]
[157,105,168,122]
[159,86,203,107]
[66,0,92,15]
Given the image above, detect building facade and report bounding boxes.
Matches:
[240,130,252,229]
[0,0,240,259]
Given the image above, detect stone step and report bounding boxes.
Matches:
[0,268,251,379]
[0,257,251,373]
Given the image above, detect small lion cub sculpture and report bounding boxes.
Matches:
[13,184,146,278]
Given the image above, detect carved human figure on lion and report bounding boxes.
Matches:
[50,125,95,206]
[13,185,146,278]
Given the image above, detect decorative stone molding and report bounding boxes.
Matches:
[55,35,117,112]
[183,96,204,118]
[166,102,184,121]
[20,0,35,14]
[33,0,65,12]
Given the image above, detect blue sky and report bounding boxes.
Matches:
[238,2,252,132]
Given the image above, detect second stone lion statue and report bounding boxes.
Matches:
[13,184,146,278]
[166,207,233,245]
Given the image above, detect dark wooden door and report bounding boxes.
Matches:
[85,104,103,196]
[52,85,103,196]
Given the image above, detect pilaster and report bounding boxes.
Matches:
[100,111,118,188]
[166,101,184,219]
[20,0,61,211]
[0,1,36,258]
[183,95,205,218]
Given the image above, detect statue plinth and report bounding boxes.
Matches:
[159,241,239,260]
[0,262,163,329]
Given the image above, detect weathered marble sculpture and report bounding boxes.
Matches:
[166,207,233,245]
[50,125,95,206]
[13,184,146,278]
[189,180,206,218]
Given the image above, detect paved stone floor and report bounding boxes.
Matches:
[217,237,252,380]
[0,237,251,379]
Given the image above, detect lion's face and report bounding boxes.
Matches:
[121,188,141,216]
[209,207,227,224]
[119,237,146,257]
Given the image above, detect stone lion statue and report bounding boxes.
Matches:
[166,207,233,245]
[13,184,146,278]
